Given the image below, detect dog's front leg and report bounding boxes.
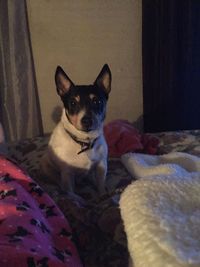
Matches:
[61,170,75,192]
[95,161,107,195]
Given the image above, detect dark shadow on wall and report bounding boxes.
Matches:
[51,106,63,124]
[132,115,144,132]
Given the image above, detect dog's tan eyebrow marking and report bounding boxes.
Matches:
[75,95,80,102]
[89,94,96,100]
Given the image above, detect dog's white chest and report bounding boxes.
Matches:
[48,122,107,172]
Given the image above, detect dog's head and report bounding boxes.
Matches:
[55,64,111,132]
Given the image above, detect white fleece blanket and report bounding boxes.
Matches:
[120,152,200,267]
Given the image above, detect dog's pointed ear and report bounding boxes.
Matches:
[55,66,74,96]
[94,64,112,95]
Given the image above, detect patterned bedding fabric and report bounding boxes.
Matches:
[7,130,200,267]
[0,156,82,267]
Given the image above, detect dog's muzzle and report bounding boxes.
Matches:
[81,115,93,131]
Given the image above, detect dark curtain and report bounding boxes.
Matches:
[0,0,43,141]
[142,0,200,132]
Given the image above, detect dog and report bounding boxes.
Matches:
[41,64,111,194]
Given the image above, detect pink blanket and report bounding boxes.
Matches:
[104,120,159,157]
[0,156,82,267]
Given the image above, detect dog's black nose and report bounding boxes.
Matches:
[81,116,93,130]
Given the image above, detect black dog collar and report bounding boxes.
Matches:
[64,128,98,155]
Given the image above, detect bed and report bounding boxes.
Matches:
[5,125,200,267]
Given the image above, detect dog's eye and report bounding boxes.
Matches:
[70,100,77,107]
[92,97,101,105]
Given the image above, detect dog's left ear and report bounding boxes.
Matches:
[94,64,112,95]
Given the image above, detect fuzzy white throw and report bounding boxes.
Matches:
[120,152,200,267]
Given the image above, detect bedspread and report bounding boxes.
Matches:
[0,156,82,267]
[7,130,200,267]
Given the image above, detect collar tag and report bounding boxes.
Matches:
[77,140,96,154]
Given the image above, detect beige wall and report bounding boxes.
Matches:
[27,0,143,133]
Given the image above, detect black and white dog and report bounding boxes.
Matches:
[41,64,111,194]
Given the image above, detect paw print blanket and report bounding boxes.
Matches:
[0,156,82,267]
